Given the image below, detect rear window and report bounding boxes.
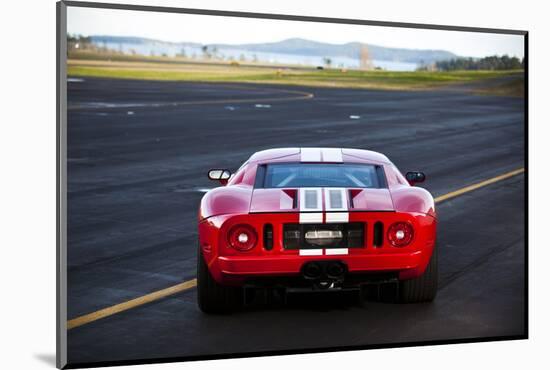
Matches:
[255,163,386,188]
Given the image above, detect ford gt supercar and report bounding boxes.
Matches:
[197,148,437,313]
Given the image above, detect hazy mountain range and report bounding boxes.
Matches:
[90,36,458,65]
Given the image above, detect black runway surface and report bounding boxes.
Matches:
[66,77,525,365]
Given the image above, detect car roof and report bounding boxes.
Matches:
[248,147,391,164]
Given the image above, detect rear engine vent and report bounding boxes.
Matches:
[328,189,343,208]
[304,190,319,209]
[263,224,274,250]
[373,221,384,247]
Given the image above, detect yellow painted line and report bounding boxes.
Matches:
[67,167,524,330]
[67,279,197,330]
[434,168,524,203]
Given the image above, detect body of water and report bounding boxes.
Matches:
[96,41,418,71]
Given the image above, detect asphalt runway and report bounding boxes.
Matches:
[66,77,525,365]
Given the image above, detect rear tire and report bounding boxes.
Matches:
[197,248,242,314]
[399,244,438,303]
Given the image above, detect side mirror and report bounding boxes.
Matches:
[208,169,232,185]
[405,171,426,185]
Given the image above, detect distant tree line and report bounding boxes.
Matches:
[67,34,121,54]
[67,34,96,52]
[67,34,92,44]
[435,55,524,71]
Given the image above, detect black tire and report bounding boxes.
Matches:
[197,248,242,314]
[399,244,438,303]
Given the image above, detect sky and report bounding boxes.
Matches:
[67,6,524,58]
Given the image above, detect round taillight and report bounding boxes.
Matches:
[387,222,414,247]
[228,224,257,251]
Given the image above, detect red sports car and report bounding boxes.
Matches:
[197,148,437,312]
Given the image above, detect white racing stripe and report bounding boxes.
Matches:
[325,213,349,223]
[321,148,343,162]
[299,248,348,256]
[324,188,348,211]
[299,188,323,223]
[300,148,322,162]
[324,188,349,223]
[299,249,323,256]
[300,148,343,162]
[325,248,349,255]
[299,213,323,223]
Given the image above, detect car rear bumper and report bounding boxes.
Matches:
[219,250,422,273]
[212,248,431,285]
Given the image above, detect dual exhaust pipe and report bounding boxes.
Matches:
[302,261,347,282]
